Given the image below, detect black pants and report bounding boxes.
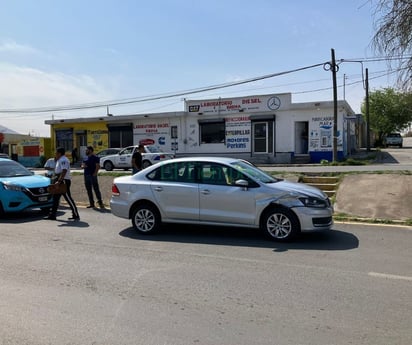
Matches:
[84,174,102,205]
[50,179,79,218]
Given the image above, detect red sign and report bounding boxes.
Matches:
[139,139,155,145]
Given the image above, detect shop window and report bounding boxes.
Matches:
[200,121,225,144]
[108,126,133,148]
[56,129,73,153]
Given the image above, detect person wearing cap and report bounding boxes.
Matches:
[46,147,80,221]
[81,146,104,208]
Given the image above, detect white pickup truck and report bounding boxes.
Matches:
[100,145,174,171]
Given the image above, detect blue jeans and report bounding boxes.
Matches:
[84,175,102,205]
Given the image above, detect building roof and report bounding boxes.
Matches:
[0,125,20,134]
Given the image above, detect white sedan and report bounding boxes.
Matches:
[110,157,333,241]
[100,145,174,171]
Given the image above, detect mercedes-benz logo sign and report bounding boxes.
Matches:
[267,96,281,110]
[39,188,45,194]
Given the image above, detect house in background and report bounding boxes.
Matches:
[0,125,51,167]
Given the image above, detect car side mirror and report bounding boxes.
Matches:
[235,179,249,190]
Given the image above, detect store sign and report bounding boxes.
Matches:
[225,116,251,150]
[134,122,169,134]
[186,94,286,115]
[134,121,171,148]
[310,116,342,152]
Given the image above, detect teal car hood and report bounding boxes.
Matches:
[0,175,50,188]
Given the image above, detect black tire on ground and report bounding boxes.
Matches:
[131,203,161,234]
[0,202,4,218]
[103,161,114,171]
[260,207,300,242]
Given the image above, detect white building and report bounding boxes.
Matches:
[46,93,358,163]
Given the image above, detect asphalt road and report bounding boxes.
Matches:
[0,209,411,345]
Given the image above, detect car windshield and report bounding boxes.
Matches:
[0,161,32,177]
[388,133,401,137]
[230,160,279,184]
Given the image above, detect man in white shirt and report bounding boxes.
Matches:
[46,147,80,221]
[44,157,56,178]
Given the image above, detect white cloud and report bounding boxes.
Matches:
[0,62,112,136]
[0,39,42,55]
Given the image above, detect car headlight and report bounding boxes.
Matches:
[298,196,327,208]
[2,182,25,192]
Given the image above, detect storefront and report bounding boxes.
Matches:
[45,93,358,164]
[47,119,111,161]
[0,130,51,167]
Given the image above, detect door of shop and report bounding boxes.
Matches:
[76,133,87,161]
[252,121,273,154]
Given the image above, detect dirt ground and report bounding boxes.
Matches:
[334,174,412,221]
[69,175,116,207]
[67,173,412,221]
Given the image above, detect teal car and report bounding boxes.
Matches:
[0,158,53,216]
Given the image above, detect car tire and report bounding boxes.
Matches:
[103,161,114,171]
[260,207,300,242]
[131,204,161,234]
[0,202,4,218]
[142,160,151,169]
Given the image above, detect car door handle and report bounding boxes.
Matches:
[154,186,163,192]
[201,189,210,195]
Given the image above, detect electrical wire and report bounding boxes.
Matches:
[0,62,327,113]
[0,56,409,116]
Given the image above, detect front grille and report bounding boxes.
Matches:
[313,216,333,227]
[24,186,52,202]
[28,187,49,195]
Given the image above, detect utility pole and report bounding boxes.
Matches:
[331,49,338,162]
[365,68,370,151]
[343,74,346,101]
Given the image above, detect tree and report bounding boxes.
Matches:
[372,0,412,90]
[362,88,412,144]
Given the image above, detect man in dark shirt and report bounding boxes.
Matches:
[131,144,145,174]
[81,146,104,208]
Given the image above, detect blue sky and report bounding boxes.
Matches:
[0,0,395,136]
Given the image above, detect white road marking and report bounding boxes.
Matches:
[368,272,412,282]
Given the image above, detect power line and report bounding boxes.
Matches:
[0,62,327,114]
[0,55,408,116]
[0,66,405,120]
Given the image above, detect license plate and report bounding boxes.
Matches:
[39,196,48,202]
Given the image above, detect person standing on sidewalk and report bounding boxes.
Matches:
[131,144,145,174]
[81,146,104,208]
[46,147,80,221]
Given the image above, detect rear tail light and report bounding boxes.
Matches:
[160,154,165,159]
[112,184,120,196]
